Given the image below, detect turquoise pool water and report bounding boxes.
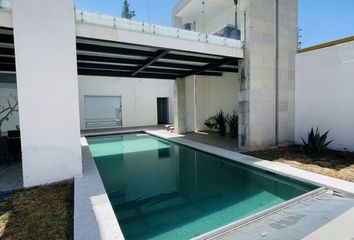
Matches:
[88,133,318,240]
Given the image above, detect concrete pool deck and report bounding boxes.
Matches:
[76,127,354,240]
[74,138,124,240]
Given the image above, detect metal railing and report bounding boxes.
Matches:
[75,10,243,49]
[0,0,243,49]
[0,0,11,10]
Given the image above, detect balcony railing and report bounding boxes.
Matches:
[0,0,11,10]
[0,0,243,49]
[75,10,243,49]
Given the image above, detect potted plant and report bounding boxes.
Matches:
[214,110,227,137]
[226,111,238,139]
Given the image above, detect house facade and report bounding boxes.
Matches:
[0,0,298,187]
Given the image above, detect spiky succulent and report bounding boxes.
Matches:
[301,128,333,155]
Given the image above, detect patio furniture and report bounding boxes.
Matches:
[0,136,10,165]
[7,130,21,161]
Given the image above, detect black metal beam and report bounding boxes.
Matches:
[76,36,234,62]
[181,57,237,77]
[144,67,189,75]
[0,56,16,64]
[197,72,223,76]
[78,69,177,80]
[0,47,15,56]
[152,61,201,70]
[78,62,136,71]
[77,55,144,65]
[0,63,16,72]
[135,72,177,80]
[77,43,155,58]
[152,61,237,71]
[77,56,230,73]
[78,62,225,77]
[131,50,169,77]
[0,34,14,44]
[163,53,224,63]
[214,66,238,73]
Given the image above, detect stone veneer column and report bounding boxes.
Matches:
[174,78,187,134]
[238,0,298,150]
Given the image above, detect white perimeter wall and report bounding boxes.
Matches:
[185,73,239,132]
[78,76,175,129]
[12,0,82,187]
[295,41,354,151]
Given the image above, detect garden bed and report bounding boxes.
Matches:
[246,146,354,183]
[0,181,73,240]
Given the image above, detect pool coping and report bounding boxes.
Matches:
[193,187,327,240]
[76,130,354,240]
[74,137,125,240]
[146,130,354,197]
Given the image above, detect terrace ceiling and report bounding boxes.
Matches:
[0,27,239,80]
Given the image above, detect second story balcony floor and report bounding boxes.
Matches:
[0,0,243,60]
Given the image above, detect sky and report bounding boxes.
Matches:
[75,0,354,48]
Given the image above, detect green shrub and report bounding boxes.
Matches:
[214,110,227,137]
[226,111,238,139]
[301,128,333,155]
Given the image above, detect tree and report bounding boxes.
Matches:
[121,0,135,19]
[0,94,18,136]
[298,28,303,51]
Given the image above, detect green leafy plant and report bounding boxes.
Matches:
[214,110,227,137]
[121,0,136,19]
[226,111,238,139]
[301,128,334,155]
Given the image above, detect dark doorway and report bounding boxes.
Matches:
[157,98,169,124]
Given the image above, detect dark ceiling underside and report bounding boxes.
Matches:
[0,27,239,80]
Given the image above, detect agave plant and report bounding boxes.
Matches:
[214,110,227,137]
[301,128,334,155]
[226,111,238,139]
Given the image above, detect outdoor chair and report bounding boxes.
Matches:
[7,130,21,161]
[0,136,10,166]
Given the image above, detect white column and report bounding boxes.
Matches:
[12,0,82,187]
[174,78,187,134]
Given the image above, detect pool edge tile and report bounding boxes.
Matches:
[74,137,125,240]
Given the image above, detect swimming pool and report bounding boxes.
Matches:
[87,133,318,240]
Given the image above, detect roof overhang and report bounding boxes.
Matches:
[76,37,239,80]
[0,27,239,80]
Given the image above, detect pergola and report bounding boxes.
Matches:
[0,27,239,79]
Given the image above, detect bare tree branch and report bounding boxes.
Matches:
[0,94,19,133]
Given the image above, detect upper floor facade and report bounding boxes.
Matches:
[173,0,244,41]
[0,0,243,58]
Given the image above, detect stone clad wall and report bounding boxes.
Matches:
[238,0,298,150]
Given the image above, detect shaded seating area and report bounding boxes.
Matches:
[0,130,21,166]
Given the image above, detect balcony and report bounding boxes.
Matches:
[75,10,243,49]
[0,0,11,10]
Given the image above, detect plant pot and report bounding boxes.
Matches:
[219,126,226,137]
[230,128,238,139]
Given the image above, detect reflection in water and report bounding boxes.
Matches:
[88,134,317,240]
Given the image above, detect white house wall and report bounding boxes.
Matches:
[78,76,175,129]
[185,73,239,132]
[12,0,82,187]
[295,41,354,151]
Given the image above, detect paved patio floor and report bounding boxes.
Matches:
[81,126,240,152]
[0,161,23,192]
[182,131,240,152]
